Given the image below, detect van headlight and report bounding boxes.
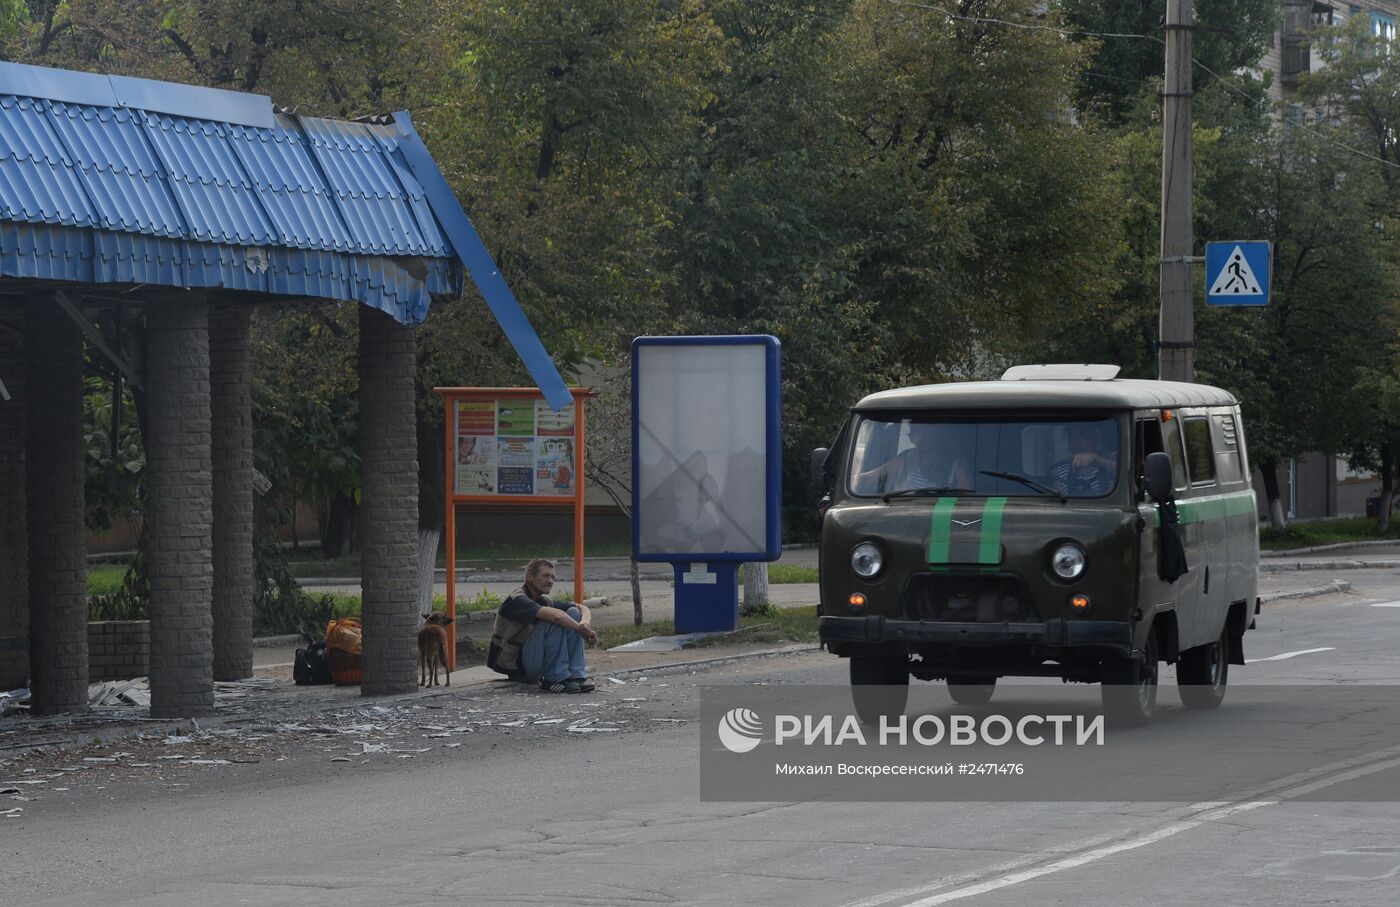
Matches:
[851,542,884,578]
[1051,543,1087,580]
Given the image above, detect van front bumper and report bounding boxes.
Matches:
[819,615,1132,655]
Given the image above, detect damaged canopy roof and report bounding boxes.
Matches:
[0,61,568,408]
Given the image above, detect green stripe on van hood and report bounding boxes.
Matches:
[928,497,956,563]
[928,497,1006,565]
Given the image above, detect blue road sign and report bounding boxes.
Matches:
[1205,241,1271,306]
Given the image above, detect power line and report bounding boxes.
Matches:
[813,0,1400,175]
[1189,55,1400,173]
[882,0,1164,44]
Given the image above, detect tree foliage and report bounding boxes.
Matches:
[8,0,1399,539]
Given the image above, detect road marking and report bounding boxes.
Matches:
[846,746,1400,907]
[897,801,1276,906]
[1246,647,1334,663]
[1370,601,1400,608]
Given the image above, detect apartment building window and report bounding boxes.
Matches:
[1373,11,1396,42]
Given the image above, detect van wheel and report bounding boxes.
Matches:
[1101,630,1158,728]
[850,656,909,725]
[947,676,996,706]
[1177,627,1228,709]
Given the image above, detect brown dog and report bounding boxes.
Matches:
[418,611,454,687]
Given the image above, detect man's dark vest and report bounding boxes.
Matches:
[487,587,543,678]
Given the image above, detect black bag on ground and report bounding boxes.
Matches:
[294,635,333,685]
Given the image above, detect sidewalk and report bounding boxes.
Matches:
[0,637,817,760]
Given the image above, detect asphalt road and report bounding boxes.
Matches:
[5,563,1400,906]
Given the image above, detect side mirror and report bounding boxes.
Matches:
[1144,451,1174,502]
[810,448,831,491]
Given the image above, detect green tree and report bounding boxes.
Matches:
[1197,120,1391,528]
[1057,0,1279,123]
[1300,17,1400,529]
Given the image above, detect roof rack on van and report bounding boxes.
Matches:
[1000,364,1122,382]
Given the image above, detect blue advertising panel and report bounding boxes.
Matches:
[1205,241,1271,306]
[631,335,782,563]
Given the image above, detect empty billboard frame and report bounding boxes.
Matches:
[631,335,781,563]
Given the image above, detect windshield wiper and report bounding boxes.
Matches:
[979,470,1066,503]
[881,486,973,502]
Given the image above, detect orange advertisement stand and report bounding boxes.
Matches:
[434,386,590,669]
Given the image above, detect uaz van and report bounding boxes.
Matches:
[814,365,1259,727]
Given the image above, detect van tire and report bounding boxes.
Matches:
[947,676,996,706]
[1101,630,1158,728]
[850,656,909,725]
[1177,627,1228,709]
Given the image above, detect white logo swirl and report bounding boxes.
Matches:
[717,707,763,753]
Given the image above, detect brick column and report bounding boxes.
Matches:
[25,297,87,714]
[210,304,254,680]
[0,307,30,690]
[358,305,419,696]
[146,295,215,717]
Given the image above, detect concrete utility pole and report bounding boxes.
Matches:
[1159,0,1195,382]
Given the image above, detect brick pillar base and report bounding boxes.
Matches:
[211,304,254,680]
[25,297,88,714]
[147,296,215,718]
[358,306,419,696]
[0,304,30,690]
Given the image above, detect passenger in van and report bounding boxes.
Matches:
[854,436,972,494]
[1052,423,1117,497]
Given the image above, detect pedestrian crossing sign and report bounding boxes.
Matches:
[1205,241,1270,306]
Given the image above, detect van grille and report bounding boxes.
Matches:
[900,573,1039,622]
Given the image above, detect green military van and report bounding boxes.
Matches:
[814,365,1259,727]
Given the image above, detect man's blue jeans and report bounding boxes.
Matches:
[521,606,587,683]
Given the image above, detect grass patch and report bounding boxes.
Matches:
[1260,516,1400,551]
[318,588,507,622]
[739,563,819,584]
[594,606,818,652]
[87,564,128,597]
[686,605,819,648]
[596,619,677,650]
[281,550,362,578]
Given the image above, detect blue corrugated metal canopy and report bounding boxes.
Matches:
[0,61,462,325]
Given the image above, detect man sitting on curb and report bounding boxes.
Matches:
[487,557,597,693]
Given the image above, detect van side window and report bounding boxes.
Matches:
[1213,413,1243,484]
[1160,417,1190,489]
[1135,417,1165,494]
[1183,418,1216,484]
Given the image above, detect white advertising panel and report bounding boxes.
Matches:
[635,342,770,556]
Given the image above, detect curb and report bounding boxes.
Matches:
[1259,580,1351,602]
[248,598,610,644]
[599,644,820,678]
[1260,560,1400,573]
[1261,539,1400,558]
[253,634,303,648]
[296,574,669,587]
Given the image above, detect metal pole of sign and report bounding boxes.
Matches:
[573,393,586,605]
[444,395,458,671]
[1159,0,1195,382]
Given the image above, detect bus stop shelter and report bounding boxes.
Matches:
[0,61,567,718]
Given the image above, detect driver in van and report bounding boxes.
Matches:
[1053,422,1117,496]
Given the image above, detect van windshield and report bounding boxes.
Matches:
[847,415,1121,499]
